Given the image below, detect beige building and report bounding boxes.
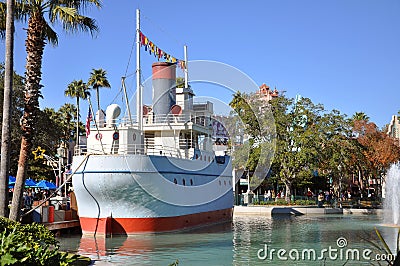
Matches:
[256,84,279,102]
[387,115,400,144]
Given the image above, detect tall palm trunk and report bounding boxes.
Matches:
[96,87,100,112]
[0,0,15,217]
[9,13,45,221]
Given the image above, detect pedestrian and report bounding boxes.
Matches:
[23,192,33,210]
[318,193,324,208]
[306,188,313,199]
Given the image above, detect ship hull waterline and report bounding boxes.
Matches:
[72,154,234,236]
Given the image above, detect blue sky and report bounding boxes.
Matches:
[1,0,399,128]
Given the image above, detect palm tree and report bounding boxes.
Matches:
[58,103,77,143]
[87,68,111,112]
[5,0,101,221]
[58,103,77,164]
[65,80,90,148]
[0,0,15,217]
[352,112,370,122]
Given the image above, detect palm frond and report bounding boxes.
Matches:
[375,227,393,255]
[14,1,31,22]
[393,250,400,266]
[52,0,102,10]
[68,0,102,10]
[397,228,400,255]
[43,21,58,46]
[50,6,98,36]
[0,2,5,38]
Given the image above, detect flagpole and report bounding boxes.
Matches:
[121,77,133,125]
[136,9,143,134]
[184,45,188,88]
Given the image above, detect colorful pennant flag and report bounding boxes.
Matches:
[86,108,92,137]
[139,30,187,70]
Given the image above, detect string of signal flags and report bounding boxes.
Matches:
[139,30,186,70]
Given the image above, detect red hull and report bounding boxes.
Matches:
[79,208,233,236]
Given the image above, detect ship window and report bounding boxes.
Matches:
[219,180,221,186]
[174,178,177,184]
[182,179,186,186]
[215,156,225,164]
[224,180,226,186]
[190,179,193,186]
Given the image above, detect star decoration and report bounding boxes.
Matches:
[32,146,46,160]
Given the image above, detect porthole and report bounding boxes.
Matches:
[182,179,186,186]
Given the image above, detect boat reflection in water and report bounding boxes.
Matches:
[59,215,393,265]
[78,222,233,265]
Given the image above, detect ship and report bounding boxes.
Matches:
[71,9,233,236]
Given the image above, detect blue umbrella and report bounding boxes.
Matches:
[25,179,37,187]
[8,177,37,188]
[34,180,57,190]
[8,176,15,185]
[8,176,15,188]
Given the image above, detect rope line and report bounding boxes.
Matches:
[22,154,91,218]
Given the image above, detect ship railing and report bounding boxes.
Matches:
[142,113,210,127]
[74,143,186,158]
[87,113,211,128]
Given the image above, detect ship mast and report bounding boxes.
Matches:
[184,45,188,88]
[136,9,143,133]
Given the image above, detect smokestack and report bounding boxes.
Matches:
[152,62,176,117]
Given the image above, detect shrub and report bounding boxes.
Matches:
[255,199,316,206]
[0,217,80,266]
[293,199,316,206]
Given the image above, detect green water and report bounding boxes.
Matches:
[58,214,398,265]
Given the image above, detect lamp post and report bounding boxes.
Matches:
[243,169,254,205]
[247,169,250,193]
[56,146,66,191]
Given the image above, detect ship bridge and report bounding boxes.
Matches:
[75,62,230,162]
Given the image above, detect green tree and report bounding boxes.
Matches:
[5,0,101,221]
[58,103,77,143]
[65,80,90,147]
[271,95,325,202]
[87,68,111,112]
[229,91,276,191]
[317,109,360,197]
[0,65,24,177]
[57,103,77,164]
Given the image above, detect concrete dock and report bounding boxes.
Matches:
[233,205,383,216]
